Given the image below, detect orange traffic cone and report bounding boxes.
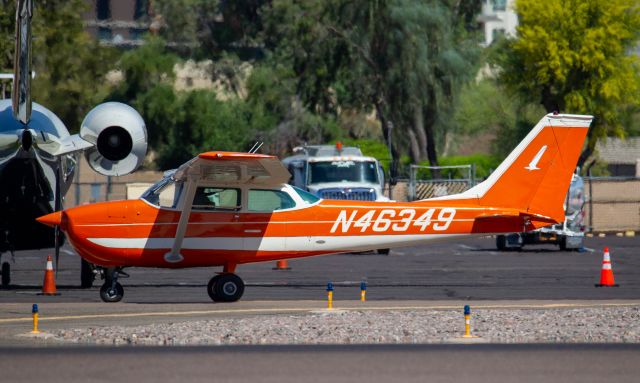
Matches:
[595,247,619,287]
[39,256,59,295]
[273,259,291,270]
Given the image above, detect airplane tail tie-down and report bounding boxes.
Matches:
[431,113,593,231]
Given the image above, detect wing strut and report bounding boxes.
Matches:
[163,176,198,263]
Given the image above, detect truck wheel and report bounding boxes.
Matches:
[559,237,567,251]
[496,235,506,251]
[377,249,390,255]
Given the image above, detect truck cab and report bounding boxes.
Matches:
[282,144,388,202]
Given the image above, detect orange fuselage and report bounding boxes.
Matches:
[58,198,540,268]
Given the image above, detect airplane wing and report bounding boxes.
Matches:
[173,151,291,186]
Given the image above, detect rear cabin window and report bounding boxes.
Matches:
[248,189,296,212]
[193,187,240,210]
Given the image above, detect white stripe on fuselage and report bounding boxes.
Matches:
[87,234,471,253]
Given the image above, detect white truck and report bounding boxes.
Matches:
[282,144,388,202]
[496,173,586,251]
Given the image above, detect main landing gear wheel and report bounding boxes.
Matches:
[1,262,10,288]
[100,282,124,302]
[207,274,245,302]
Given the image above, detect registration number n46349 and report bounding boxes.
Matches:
[330,208,457,233]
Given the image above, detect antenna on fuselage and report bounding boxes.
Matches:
[248,141,264,154]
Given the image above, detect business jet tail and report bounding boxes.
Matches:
[12,0,33,124]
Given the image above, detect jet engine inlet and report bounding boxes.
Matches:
[80,102,147,176]
[97,126,133,161]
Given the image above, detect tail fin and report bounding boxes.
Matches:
[12,0,33,124]
[438,113,592,223]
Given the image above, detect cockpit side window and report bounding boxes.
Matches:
[248,189,296,212]
[193,187,240,210]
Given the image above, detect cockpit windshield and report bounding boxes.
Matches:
[141,176,184,208]
[292,186,321,204]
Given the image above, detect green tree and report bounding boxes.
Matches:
[493,0,640,164]
[453,79,544,157]
[263,0,480,179]
[106,36,178,149]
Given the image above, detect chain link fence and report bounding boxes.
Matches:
[408,164,476,200]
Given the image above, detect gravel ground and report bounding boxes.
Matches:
[51,306,640,346]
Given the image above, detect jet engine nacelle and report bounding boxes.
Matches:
[80,102,148,176]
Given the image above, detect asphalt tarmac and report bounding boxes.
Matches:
[1,235,639,381]
[0,236,638,303]
[1,344,639,383]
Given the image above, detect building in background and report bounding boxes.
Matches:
[83,0,151,47]
[596,137,640,177]
[68,155,161,208]
[477,0,518,46]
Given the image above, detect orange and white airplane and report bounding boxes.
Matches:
[38,113,592,303]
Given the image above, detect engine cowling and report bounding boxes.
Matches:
[80,102,148,176]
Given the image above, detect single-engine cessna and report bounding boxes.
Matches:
[0,0,147,287]
[38,113,592,303]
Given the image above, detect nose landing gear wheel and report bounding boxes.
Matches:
[100,282,124,302]
[207,274,245,302]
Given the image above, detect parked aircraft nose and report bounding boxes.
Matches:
[36,211,64,229]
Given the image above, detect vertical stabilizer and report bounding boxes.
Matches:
[12,0,33,124]
[468,114,592,222]
[430,113,593,224]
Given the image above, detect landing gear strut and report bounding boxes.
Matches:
[100,267,124,302]
[207,273,245,302]
[80,259,95,288]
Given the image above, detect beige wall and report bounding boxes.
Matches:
[584,179,640,232]
[65,156,163,207]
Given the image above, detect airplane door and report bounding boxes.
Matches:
[242,212,286,254]
[243,189,294,254]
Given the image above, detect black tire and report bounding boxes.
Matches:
[100,282,124,302]
[1,262,10,288]
[207,274,245,302]
[377,248,390,255]
[80,259,95,288]
[496,235,506,251]
[559,236,567,251]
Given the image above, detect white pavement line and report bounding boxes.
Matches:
[1,302,639,324]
